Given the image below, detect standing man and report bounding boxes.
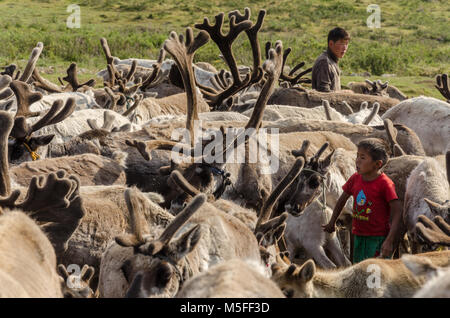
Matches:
[312,27,350,92]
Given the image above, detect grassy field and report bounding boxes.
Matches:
[0,0,448,100]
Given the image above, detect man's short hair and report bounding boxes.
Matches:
[357,138,388,166]
[328,27,350,44]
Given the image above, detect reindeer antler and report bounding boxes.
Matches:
[435,74,450,103]
[9,80,43,118]
[196,9,261,109]
[19,42,44,83]
[267,42,312,87]
[416,214,450,247]
[141,193,206,256]
[229,8,266,83]
[383,118,406,157]
[256,157,305,233]
[0,75,13,101]
[163,28,210,146]
[0,111,14,196]
[60,63,96,91]
[0,170,85,254]
[363,102,380,125]
[245,41,284,130]
[141,48,166,90]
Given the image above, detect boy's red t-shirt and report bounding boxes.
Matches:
[342,172,398,236]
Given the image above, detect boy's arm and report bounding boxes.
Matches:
[322,191,351,233]
[381,199,403,258]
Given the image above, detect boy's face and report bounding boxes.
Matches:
[329,39,349,59]
[356,147,382,175]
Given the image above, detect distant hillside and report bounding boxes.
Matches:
[0,0,448,99]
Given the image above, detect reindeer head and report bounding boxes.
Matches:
[7,80,76,164]
[364,79,389,97]
[271,259,316,298]
[285,141,334,216]
[112,188,206,298]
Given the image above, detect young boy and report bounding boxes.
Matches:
[322,138,403,263]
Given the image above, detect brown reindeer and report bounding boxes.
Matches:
[126,38,285,211]
[272,250,450,298]
[268,86,399,116]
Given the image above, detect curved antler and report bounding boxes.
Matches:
[140,193,207,256]
[0,111,14,196]
[435,74,450,103]
[256,157,305,229]
[163,28,210,146]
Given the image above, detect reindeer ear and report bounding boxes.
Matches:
[297,260,315,282]
[81,265,95,284]
[320,149,335,171]
[171,224,203,261]
[57,264,70,280]
[28,134,54,150]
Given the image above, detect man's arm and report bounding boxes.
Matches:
[314,60,334,92]
[381,199,403,258]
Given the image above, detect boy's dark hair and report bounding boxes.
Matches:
[328,27,350,44]
[357,138,388,167]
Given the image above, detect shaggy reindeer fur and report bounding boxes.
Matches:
[99,190,261,298]
[264,118,425,157]
[267,87,399,115]
[404,157,450,252]
[10,153,127,187]
[272,250,450,298]
[382,96,450,156]
[402,254,450,298]
[134,92,210,124]
[175,259,284,298]
[0,211,63,297]
[284,200,351,269]
[62,185,174,290]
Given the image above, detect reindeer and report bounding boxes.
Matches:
[174,259,285,298]
[57,264,96,298]
[381,96,450,156]
[402,251,450,298]
[264,117,426,157]
[403,156,449,253]
[271,250,450,298]
[98,190,261,298]
[0,211,63,297]
[241,100,382,126]
[125,32,285,212]
[348,79,408,101]
[267,86,400,116]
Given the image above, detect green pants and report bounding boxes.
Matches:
[353,235,386,264]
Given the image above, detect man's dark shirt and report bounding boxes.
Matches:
[311,48,341,92]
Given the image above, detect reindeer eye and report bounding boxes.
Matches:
[308,176,320,189]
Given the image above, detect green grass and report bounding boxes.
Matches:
[0,0,448,100]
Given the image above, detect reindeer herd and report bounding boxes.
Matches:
[0,8,449,298]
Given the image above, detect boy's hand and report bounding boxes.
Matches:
[380,238,394,258]
[322,221,336,233]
